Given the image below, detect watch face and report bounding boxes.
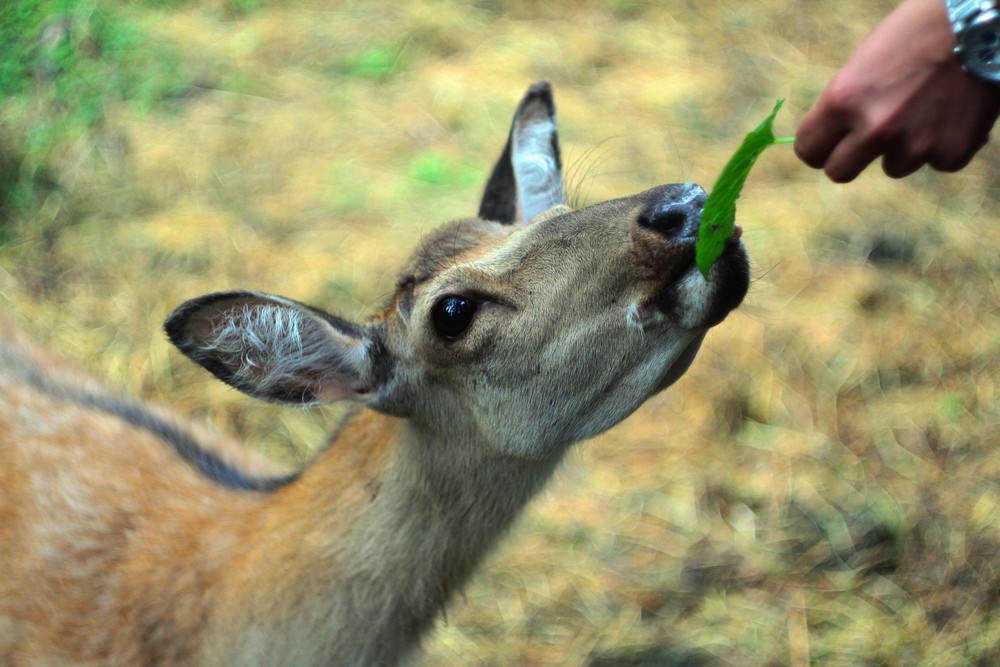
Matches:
[964,11,1000,82]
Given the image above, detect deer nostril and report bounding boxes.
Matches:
[638,183,707,240]
[653,209,689,234]
[639,203,701,239]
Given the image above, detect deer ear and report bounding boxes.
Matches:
[478,81,565,225]
[165,291,386,405]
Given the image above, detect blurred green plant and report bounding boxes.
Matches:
[2,0,189,128]
[135,0,264,18]
[408,151,480,188]
[940,393,967,422]
[0,144,58,245]
[0,0,191,242]
[334,45,402,81]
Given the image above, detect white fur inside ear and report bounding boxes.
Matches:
[202,304,364,401]
[513,110,563,222]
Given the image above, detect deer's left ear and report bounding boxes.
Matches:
[478,81,565,225]
[165,291,388,406]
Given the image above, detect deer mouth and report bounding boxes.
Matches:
[695,231,751,327]
[643,230,750,331]
[628,183,749,330]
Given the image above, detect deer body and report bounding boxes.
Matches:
[0,342,553,665]
[0,84,750,665]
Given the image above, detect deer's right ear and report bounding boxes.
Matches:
[165,291,387,406]
[478,81,565,225]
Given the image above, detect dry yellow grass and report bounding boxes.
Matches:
[4,1,1000,664]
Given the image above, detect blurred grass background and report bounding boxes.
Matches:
[3,0,1000,664]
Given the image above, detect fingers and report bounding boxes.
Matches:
[794,102,849,171]
[928,110,995,172]
[881,152,924,179]
[799,123,927,182]
[797,116,886,183]
[880,135,930,179]
[822,131,887,183]
[883,110,992,177]
[796,100,991,181]
[823,132,982,181]
[827,133,970,181]
[794,84,887,183]
[927,137,984,173]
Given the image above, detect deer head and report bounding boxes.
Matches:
[165,82,749,463]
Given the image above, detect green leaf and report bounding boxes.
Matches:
[695,99,791,278]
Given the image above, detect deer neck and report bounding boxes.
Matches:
[312,407,562,580]
[249,408,563,664]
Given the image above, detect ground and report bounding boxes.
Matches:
[3,1,1000,664]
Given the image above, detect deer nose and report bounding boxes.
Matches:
[638,183,706,241]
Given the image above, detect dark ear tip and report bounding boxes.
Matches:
[520,81,554,115]
[163,304,191,349]
[163,290,258,352]
[162,297,210,350]
[526,80,552,96]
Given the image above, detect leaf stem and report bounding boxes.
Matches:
[772,136,796,145]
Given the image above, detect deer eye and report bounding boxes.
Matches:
[431,296,478,340]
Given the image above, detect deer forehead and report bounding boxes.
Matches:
[399,197,663,305]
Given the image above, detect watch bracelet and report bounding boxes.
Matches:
[947,0,995,32]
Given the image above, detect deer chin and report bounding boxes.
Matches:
[652,239,750,331]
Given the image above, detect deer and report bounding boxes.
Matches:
[0,82,750,666]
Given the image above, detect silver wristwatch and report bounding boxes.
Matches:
[946,0,1000,83]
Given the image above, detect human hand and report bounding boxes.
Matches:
[795,0,1000,182]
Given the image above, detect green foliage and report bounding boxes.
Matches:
[1,1,188,110]
[0,2,37,96]
[0,0,190,229]
[0,145,57,244]
[140,0,265,17]
[695,100,792,278]
[408,152,480,188]
[335,46,401,80]
[940,393,967,422]
[229,0,264,15]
